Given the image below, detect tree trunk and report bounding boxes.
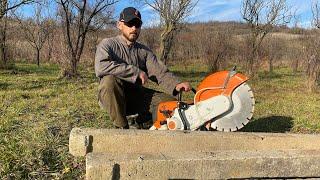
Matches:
[36,48,40,66]
[246,48,255,76]
[207,55,220,73]
[0,18,6,69]
[47,39,53,62]
[72,57,77,75]
[159,25,175,65]
[307,55,320,92]
[269,57,273,73]
[292,58,299,73]
[62,55,79,78]
[245,34,256,76]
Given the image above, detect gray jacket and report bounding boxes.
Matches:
[95,35,181,95]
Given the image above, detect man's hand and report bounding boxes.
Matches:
[175,82,192,92]
[139,71,148,85]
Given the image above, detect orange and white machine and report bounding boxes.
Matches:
[150,67,255,132]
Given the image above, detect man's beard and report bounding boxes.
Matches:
[123,32,139,42]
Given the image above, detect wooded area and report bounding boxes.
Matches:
[0,0,319,91]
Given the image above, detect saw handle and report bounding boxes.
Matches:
[177,88,196,102]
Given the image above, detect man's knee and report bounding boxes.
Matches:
[98,76,128,128]
[98,75,125,109]
[99,75,122,93]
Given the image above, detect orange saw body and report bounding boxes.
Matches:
[151,68,255,131]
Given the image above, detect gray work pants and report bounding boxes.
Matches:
[98,75,176,128]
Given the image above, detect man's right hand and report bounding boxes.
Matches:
[138,71,148,85]
[175,82,192,92]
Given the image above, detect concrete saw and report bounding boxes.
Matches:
[150,67,255,132]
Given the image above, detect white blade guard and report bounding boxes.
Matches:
[211,82,255,132]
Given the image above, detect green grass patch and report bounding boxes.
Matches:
[243,69,320,133]
[0,63,109,178]
[0,63,319,178]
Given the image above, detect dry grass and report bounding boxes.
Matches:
[0,62,319,178]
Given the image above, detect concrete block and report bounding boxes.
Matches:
[86,150,320,179]
[69,128,320,157]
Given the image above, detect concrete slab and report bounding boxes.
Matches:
[86,150,320,179]
[69,128,320,157]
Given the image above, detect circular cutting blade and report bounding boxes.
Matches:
[210,82,255,132]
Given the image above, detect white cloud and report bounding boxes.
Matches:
[214,7,241,21]
[141,4,154,12]
[190,0,242,22]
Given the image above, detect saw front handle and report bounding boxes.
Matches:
[177,87,196,102]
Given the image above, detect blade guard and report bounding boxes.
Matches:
[194,71,248,103]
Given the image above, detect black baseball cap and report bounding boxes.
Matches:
[119,7,142,23]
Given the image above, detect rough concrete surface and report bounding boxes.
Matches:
[86,150,320,179]
[69,128,320,157]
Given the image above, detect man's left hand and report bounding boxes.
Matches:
[175,82,192,92]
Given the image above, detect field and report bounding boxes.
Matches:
[0,62,319,178]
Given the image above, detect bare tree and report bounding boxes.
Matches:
[313,0,320,28]
[291,9,301,73]
[16,4,51,66]
[0,0,35,68]
[307,0,320,92]
[45,19,56,62]
[260,36,285,73]
[57,0,116,78]
[142,0,197,65]
[201,29,231,73]
[241,0,291,76]
[306,53,320,92]
[1,0,35,18]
